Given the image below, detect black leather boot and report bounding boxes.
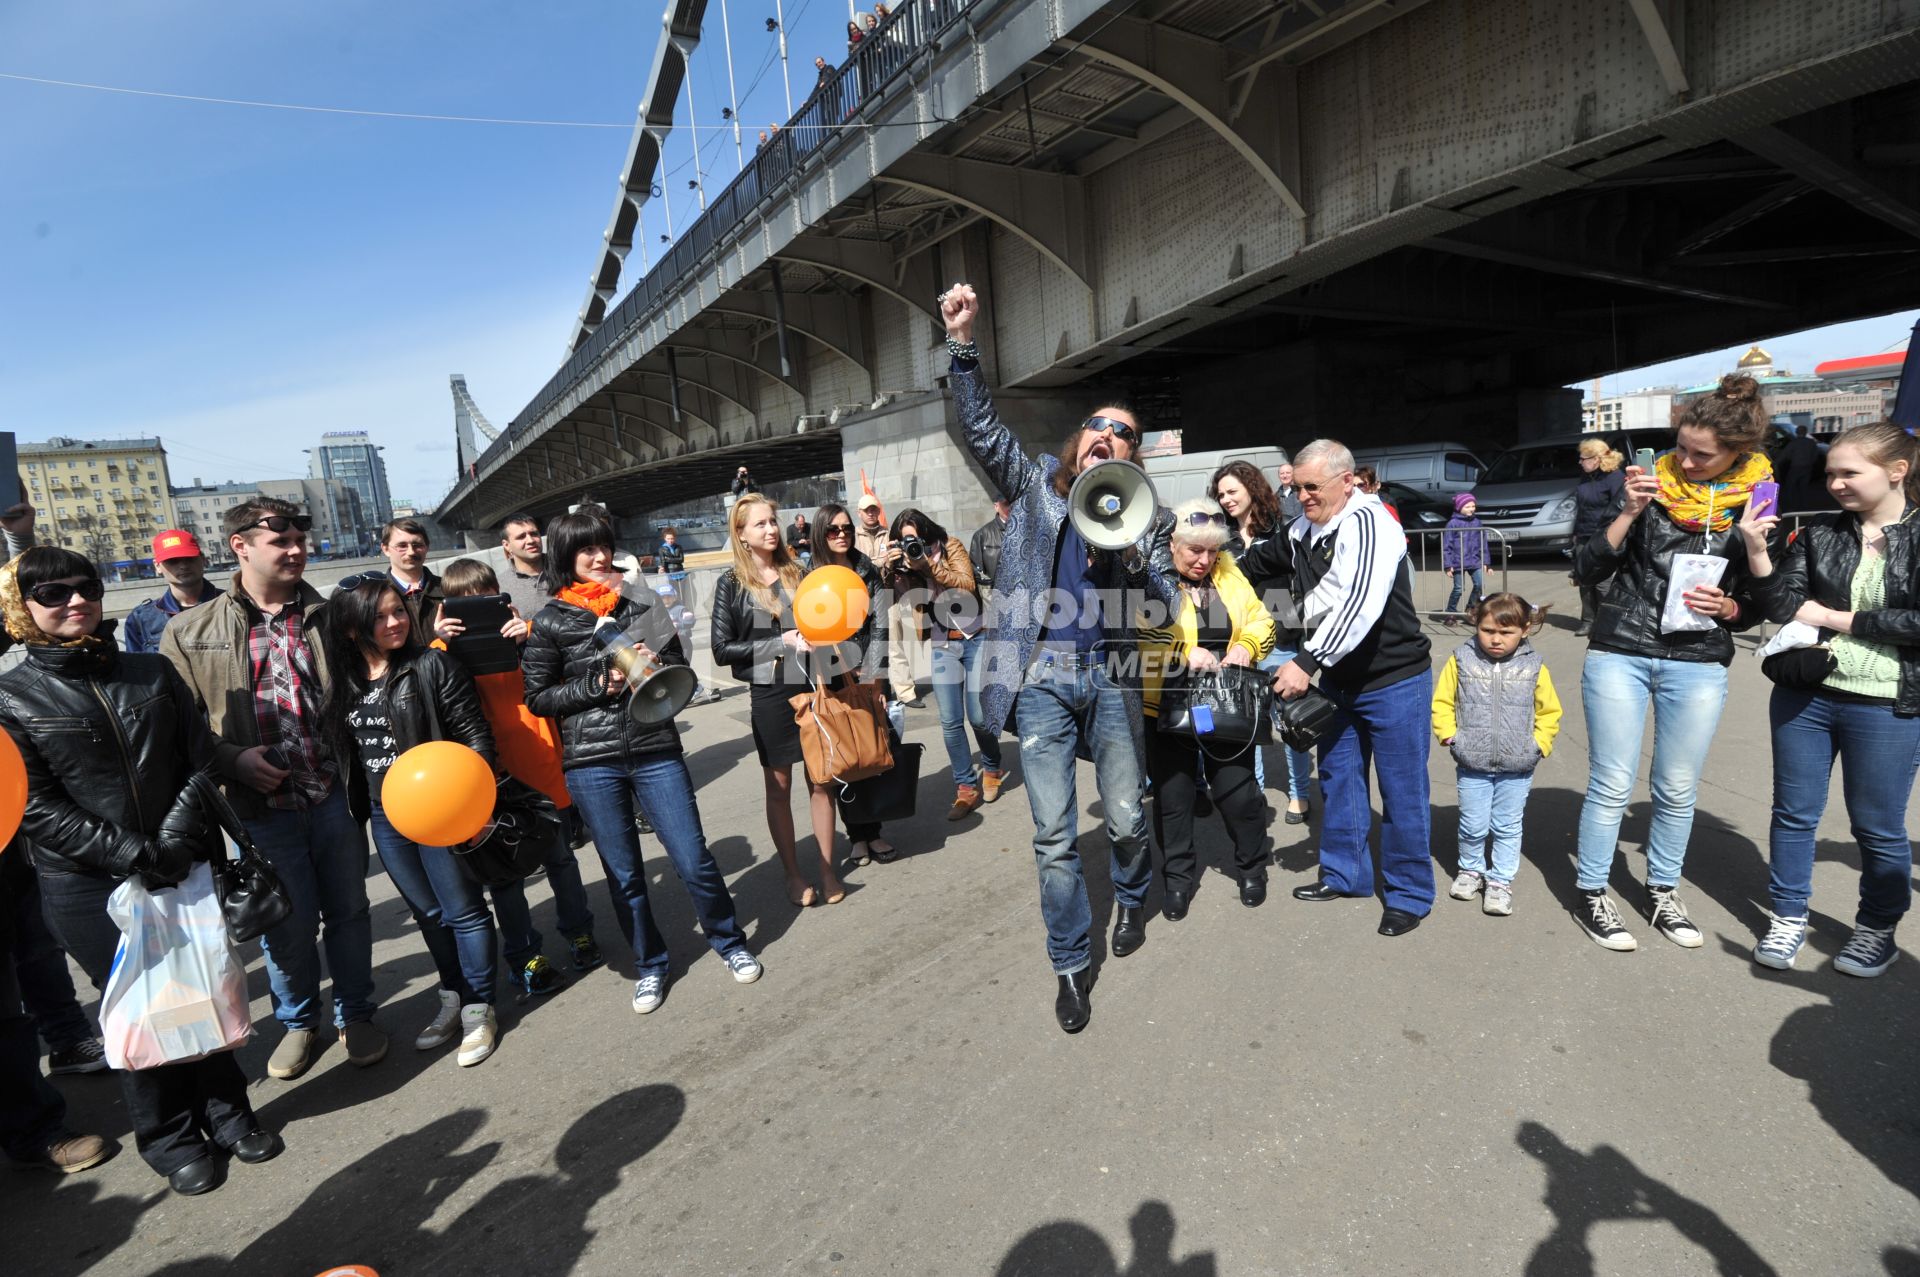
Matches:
[1111,905,1147,957]
[1055,970,1092,1034]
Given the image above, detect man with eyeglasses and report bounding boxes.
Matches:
[161,497,386,1079]
[380,519,449,643]
[1248,439,1434,937]
[940,282,1177,1035]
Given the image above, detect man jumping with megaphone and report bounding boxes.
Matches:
[941,283,1177,1034]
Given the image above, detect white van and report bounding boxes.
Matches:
[1350,441,1485,494]
[1144,445,1291,507]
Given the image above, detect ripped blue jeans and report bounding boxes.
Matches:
[1013,653,1152,974]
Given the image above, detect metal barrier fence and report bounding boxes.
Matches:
[1405,526,1512,619]
[446,0,977,511]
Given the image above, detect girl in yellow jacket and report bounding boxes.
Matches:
[1431,593,1562,917]
[1140,498,1277,919]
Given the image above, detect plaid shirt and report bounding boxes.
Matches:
[245,596,336,810]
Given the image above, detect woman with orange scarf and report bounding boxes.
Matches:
[522,512,761,1017]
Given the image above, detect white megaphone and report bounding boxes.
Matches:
[593,616,698,725]
[1068,458,1159,551]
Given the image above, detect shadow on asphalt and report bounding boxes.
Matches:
[996,1200,1216,1276]
[1516,1120,1781,1276]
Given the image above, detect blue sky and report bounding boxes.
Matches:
[3,2,1913,511]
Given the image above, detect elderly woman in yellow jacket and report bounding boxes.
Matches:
[1142,497,1277,919]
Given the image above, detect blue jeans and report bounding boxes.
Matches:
[1257,648,1315,799]
[1445,568,1485,612]
[487,835,595,965]
[1767,688,1920,929]
[370,802,500,1006]
[1576,651,1728,891]
[245,784,378,1031]
[565,756,747,974]
[1013,656,1152,974]
[932,635,1003,787]
[1317,670,1434,914]
[1456,768,1534,884]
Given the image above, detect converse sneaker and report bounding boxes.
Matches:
[568,931,604,972]
[1752,912,1809,970]
[724,949,763,984]
[46,1038,108,1076]
[1833,924,1899,978]
[1482,880,1513,917]
[1449,870,1484,900]
[416,990,462,1050]
[1577,890,1638,951]
[511,955,563,1003]
[632,973,668,1014]
[455,1005,497,1067]
[1648,885,1704,948]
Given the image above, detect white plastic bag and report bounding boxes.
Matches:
[99,862,253,1070]
[1660,554,1728,634]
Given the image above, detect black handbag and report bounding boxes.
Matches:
[1156,665,1274,748]
[1273,685,1341,753]
[453,776,562,888]
[836,741,924,826]
[1761,641,1837,690]
[188,772,294,943]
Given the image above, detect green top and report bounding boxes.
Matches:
[1823,550,1900,700]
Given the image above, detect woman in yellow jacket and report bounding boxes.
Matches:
[1142,497,1277,919]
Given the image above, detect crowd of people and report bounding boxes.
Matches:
[1,283,1915,1202]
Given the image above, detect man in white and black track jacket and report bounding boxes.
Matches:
[1267,438,1435,935]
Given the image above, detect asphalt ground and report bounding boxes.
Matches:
[8,565,1918,1276]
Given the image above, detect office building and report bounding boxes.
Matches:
[20,437,179,573]
[308,431,392,554]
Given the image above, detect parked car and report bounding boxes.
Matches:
[1350,442,1485,495]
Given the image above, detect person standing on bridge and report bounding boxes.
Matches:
[122,530,223,654]
[940,282,1177,1035]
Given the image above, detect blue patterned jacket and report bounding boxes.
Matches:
[951,358,1178,737]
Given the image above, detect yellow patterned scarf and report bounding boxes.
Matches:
[0,559,109,650]
[1653,450,1773,533]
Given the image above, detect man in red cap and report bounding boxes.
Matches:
[122,528,223,653]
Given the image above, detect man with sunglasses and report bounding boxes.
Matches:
[161,497,386,1080]
[940,283,1177,1035]
[123,529,224,655]
[1245,440,1435,937]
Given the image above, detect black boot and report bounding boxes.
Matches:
[1111,905,1147,957]
[1055,970,1092,1034]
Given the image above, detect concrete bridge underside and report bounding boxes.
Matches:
[439,0,1920,538]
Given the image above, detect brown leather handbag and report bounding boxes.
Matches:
[790,674,894,786]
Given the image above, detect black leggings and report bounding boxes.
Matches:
[1148,727,1270,892]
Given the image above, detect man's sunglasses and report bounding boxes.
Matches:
[238,514,312,535]
[1081,416,1139,447]
[27,579,106,607]
[1296,471,1350,495]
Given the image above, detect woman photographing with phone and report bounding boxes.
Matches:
[320,575,504,1067]
[1743,422,1920,977]
[1567,374,1774,953]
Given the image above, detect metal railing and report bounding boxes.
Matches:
[446,0,979,512]
[1405,526,1512,619]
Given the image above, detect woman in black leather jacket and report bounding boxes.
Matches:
[0,547,276,1196]
[319,576,503,1066]
[1742,422,1920,978]
[810,502,897,864]
[1567,375,1774,954]
[1570,439,1625,635]
[712,495,856,907]
[524,512,757,1016]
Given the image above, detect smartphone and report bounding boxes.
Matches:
[1750,480,1779,519]
[1191,704,1216,735]
[1633,447,1657,473]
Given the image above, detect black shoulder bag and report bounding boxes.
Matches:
[188,772,294,943]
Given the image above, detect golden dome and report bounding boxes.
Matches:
[1737,345,1773,369]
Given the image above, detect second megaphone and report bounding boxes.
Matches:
[1068,458,1159,551]
[592,616,698,725]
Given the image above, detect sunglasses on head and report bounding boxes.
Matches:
[334,572,390,593]
[239,514,312,535]
[27,579,106,608]
[1081,416,1139,447]
[1182,511,1229,528]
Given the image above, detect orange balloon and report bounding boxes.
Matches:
[0,731,24,851]
[793,565,870,644]
[380,742,495,847]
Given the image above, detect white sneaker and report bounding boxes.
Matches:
[1577,890,1638,951]
[1482,880,1513,917]
[724,949,763,984]
[415,990,461,1050]
[1648,886,1704,949]
[455,1005,497,1067]
[1449,871,1484,900]
[632,973,667,1014]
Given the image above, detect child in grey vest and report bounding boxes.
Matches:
[1431,594,1563,915]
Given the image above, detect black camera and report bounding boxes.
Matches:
[900,535,926,561]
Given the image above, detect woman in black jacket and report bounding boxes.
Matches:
[1568,375,1774,954]
[713,495,853,907]
[1570,439,1626,636]
[320,576,503,1067]
[524,512,758,1016]
[0,547,276,1196]
[811,502,897,864]
[1743,421,1920,977]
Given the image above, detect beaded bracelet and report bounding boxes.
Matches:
[946,336,980,361]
